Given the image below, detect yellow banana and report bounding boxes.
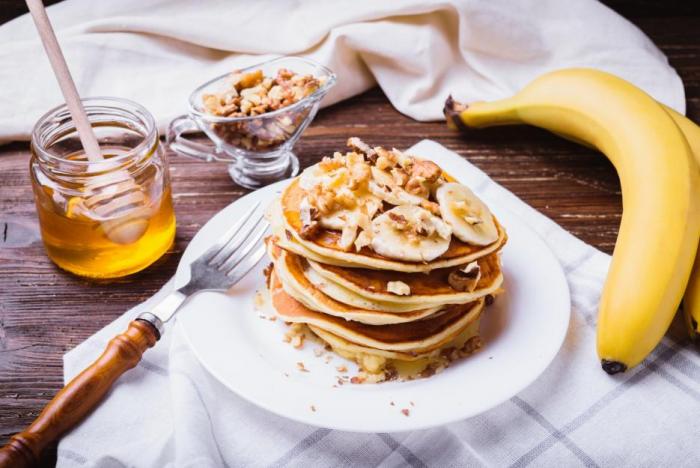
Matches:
[664,107,700,339]
[444,68,700,373]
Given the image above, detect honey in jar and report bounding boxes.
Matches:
[30,98,175,278]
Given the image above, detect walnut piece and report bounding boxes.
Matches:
[448,261,481,292]
[299,197,321,239]
[410,159,441,183]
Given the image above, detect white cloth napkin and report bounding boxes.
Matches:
[57,139,700,467]
[0,0,686,144]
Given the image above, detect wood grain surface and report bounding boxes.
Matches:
[0,1,699,466]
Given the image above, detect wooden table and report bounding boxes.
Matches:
[1,2,699,466]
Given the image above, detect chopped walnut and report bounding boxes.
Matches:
[319,152,346,172]
[405,176,430,198]
[388,212,408,230]
[299,197,321,239]
[412,208,451,240]
[354,230,372,251]
[391,167,409,187]
[420,200,441,216]
[291,334,305,349]
[409,159,441,183]
[461,336,483,356]
[348,161,371,190]
[202,68,324,151]
[448,261,481,292]
[263,262,274,288]
[374,147,400,169]
[347,137,376,159]
[307,184,335,215]
[387,280,411,296]
[338,222,359,251]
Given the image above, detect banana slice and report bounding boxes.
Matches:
[436,183,498,246]
[370,205,451,262]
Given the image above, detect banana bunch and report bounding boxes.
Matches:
[444,68,700,374]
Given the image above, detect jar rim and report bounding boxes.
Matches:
[31,96,158,167]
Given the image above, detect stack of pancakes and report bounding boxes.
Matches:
[266,139,507,382]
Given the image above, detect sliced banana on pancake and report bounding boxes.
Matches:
[436,183,498,246]
[371,205,452,262]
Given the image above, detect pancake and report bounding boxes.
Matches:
[269,270,484,353]
[262,139,505,382]
[309,319,481,373]
[301,262,441,313]
[269,240,444,324]
[280,179,507,272]
[307,252,503,306]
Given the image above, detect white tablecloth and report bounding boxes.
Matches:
[58,140,699,467]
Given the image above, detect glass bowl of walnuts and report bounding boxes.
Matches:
[167,56,336,189]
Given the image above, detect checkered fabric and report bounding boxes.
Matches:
[58,141,699,467]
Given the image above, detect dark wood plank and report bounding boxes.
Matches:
[0,3,698,467]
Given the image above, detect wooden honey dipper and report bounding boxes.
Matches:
[26,0,150,244]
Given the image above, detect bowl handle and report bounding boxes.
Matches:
[166,114,236,162]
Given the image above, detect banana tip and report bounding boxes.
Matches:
[443,95,469,132]
[601,359,627,375]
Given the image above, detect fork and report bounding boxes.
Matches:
[0,203,269,468]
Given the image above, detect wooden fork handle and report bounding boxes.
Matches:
[0,318,160,467]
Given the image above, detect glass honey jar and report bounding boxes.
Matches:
[30,97,176,278]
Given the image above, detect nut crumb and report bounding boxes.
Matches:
[268,315,277,322]
[310,405,316,412]
[296,362,309,372]
[291,334,305,349]
[336,365,347,372]
[410,401,415,407]
[350,375,366,384]
[314,348,325,357]
[401,409,410,417]
[254,290,266,310]
[390,401,395,406]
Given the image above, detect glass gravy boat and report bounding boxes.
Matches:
[167,56,336,189]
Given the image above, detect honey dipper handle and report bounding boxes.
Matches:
[25,0,102,161]
[0,319,160,467]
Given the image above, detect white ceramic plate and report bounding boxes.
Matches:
[177,141,570,432]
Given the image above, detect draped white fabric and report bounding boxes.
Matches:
[0,0,684,144]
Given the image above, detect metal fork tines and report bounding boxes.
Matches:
[179,202,269,296]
